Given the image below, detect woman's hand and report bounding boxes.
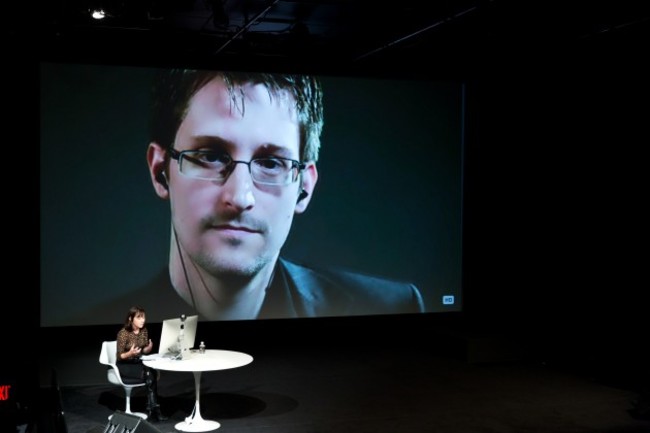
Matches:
[127,344,142,358]
[144,339,153,354]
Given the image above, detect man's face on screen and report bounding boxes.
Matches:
[165,78,314,278]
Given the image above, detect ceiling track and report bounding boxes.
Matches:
[214,0,281,55]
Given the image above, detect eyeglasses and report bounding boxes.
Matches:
[168,148,306,186]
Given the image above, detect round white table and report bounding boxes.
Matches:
[143,349,253,432]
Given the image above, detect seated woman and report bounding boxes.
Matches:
[115,306,167,421]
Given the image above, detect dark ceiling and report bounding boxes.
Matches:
[23,0,650,74]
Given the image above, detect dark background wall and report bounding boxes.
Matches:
[463,53,648,385]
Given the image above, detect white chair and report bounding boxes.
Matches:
[99,340,148,420]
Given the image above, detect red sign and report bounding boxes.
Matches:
[0,385,10,400]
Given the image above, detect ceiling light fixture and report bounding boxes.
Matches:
[90,9,106,19]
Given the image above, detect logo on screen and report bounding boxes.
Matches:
[442,295,455,305]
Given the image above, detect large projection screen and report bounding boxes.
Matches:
[40,62,464,326]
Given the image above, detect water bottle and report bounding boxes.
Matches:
[199,341,206,354]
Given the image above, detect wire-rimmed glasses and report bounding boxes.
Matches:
[168,148,305,186]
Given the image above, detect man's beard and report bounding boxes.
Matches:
[190,248,274,285]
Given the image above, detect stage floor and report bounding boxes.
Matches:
[54,346,649,433]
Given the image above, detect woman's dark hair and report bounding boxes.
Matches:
[123,306,146,331]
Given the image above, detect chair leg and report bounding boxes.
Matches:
[122,387,148,420]
[124,388,133,414]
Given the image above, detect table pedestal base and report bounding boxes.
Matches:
[174,419,220,432]
[174,371,221,431]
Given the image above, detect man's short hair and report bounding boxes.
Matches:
[150,69,324,162]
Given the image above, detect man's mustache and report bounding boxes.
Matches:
[200,215,268,233]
